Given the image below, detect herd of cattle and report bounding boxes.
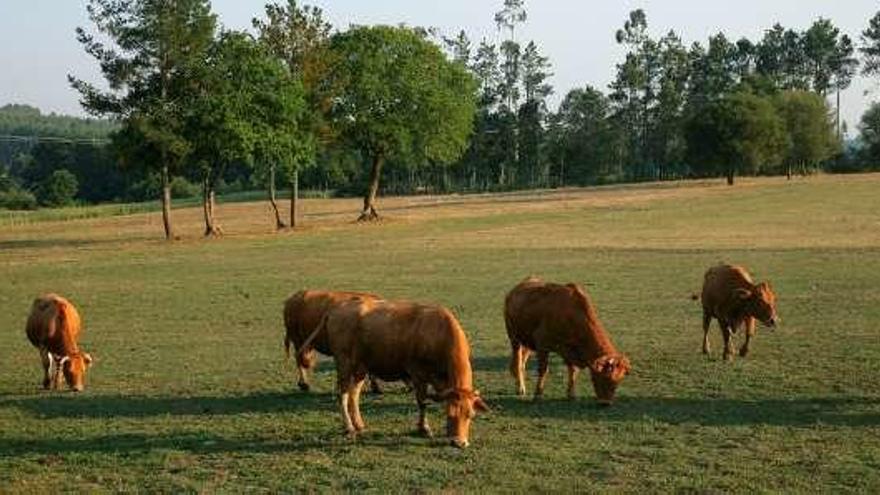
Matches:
[25,263,779,449]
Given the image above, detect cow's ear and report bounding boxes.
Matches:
[735,288,752,300]
[84,353,94,366]
[591,356,613,375]
[473,395,490,413]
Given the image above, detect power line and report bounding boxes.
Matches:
[0,134,111,145]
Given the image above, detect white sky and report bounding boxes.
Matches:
[1,0,877,134]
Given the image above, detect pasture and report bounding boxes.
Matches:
[1,175,879,492]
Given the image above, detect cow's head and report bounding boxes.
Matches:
[589,354,631,406]
[738,282,779,329]
[442,388,490,449]
[49,352,93,392]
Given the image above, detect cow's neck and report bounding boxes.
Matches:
[580,308,618,365]
[446,328,474,392]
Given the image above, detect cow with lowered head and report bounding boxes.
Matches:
[25,294,94,392]
[698,264,779,361]
[301,297,489,448]
[505,277,631,406]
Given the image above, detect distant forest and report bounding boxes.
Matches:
[3,1,880,221]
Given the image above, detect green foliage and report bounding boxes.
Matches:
[861,11,880,77]
[0,187,38,210]
[686,91,786,182]
[775,91,837,172]
[38,169,79,207]
[859,102,880,165]
[327,25,477,177]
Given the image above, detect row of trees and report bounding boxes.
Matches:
[69,0,474,238]
[4,2,880,237]
[439,6,869,190]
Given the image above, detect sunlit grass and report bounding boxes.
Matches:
[0,174,878,492]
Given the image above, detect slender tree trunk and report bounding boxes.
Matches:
[836,89,842,142]
[787,165,793,180]
[726,168,735,186]
[268,164,286,230]
[359,153,384,221]
[203,173,222,237]
[289,168,299,229]
[160,162,174,240]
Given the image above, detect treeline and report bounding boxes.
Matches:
[4,1,880,237]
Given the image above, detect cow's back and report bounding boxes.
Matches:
[505,279,587,352]
[332,300,471,385]
[701,264,754,318]
[26,294,81,354]
[284,290,376,355]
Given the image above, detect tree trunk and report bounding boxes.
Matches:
[268,164,286,230]
[836,89,842,142]
[787,165,792,180]
[160,163,174,240]
[289,168,299,229]
[203,174,222,237]
[359,154,383,221]
[726,169,735,186]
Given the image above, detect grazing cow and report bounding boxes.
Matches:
[698,264,779,361]
[302,298,489,448]
[505,277,631,405]
[25,294,93,392]
[283,290,382,392]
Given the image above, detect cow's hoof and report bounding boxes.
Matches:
[723,353,734,362]
[739,347,750,358]
[297,382,310,392]
[418,425,433,438]
[42,380,51,390]
[532,394,544,402]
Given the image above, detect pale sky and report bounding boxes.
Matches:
[1,1,878,135]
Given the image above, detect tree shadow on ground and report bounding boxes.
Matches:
[489,394,880,428]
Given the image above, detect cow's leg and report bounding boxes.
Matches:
[295,349,314,392]
[349,377,367,432]
[702,311,712,355]
[414,381,432,437]
[534,351,550,399]
[740,317,756,357]
[39,348,51,389]
[720,322,734,362]
[337,371,357,436]
[368,375,383,395]
[509,341,528,396]
[566,363,578,400]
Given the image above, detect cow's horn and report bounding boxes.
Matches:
[59,356,70,366]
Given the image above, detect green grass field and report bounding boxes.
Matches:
[1,175,879,492]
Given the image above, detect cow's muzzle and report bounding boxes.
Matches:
[450,438,469,449]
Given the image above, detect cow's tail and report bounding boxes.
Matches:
[296,315,326,367]
[283,334,292,362]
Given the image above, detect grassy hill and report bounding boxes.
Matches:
[0,174,878,492]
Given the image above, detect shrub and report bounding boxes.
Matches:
[170,176,200,198]
[0,188,38,210]
[39,169,79,207]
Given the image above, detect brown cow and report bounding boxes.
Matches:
[505,277,631,405]
[302,298,489,448]
[25,294,94,392]
[699,264,779,361]
[283,290,382,392]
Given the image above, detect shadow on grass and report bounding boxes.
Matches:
[489,395,880,428]
[0,429,452,458]
[1,389,423,420]
[0,391,333,419]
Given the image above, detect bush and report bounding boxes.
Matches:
[39,169,79,207]
[0,188,38,210]
[170,176,200,198]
